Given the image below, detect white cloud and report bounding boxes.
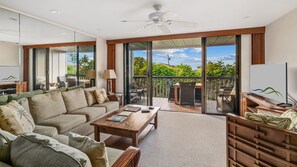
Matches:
[192,48,202,53]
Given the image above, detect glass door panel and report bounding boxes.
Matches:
[124,42,152,106]
[78,46,96,88]
[204,36,237,115]
[32,48,49,90]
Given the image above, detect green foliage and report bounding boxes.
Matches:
[152,64,176,76]
[206,61,236,77]
[67,65,76,74]
[175,64,195,76]
[133,57,147,76]
[67,54,94,75]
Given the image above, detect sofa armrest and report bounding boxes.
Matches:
[108,95,119,101]
[112,146,141,167]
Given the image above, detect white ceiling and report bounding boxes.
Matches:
[0,0,297,40]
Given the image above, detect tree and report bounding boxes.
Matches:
[152,64,176,76]
[133,57,147,76]
[175,64,195,76]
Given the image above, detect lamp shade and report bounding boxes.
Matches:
[86,69,96,79]
[103,69,117,79]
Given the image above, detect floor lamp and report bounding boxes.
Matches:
[103,69,117,94]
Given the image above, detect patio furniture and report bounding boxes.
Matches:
[195,88,202,103]
[174,82,202,105]
[168,79,175,102]
[216,87,235,113]
[57,76,68,88]
[179,82,196,107]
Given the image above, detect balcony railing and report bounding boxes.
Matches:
[66,74,88,80]
[133,76,235,100]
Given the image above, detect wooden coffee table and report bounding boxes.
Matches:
[91,105,160,147]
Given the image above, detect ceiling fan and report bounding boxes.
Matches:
[121,4,198,34]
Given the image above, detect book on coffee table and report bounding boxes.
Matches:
[124,105,141,112]
[107,115,127,122]
[118,111,132,117]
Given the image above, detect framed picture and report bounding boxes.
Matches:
[0,66,20,82]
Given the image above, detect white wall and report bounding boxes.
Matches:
[0,41,20,66]
[96,37,107,88]
[241,35,252,92]
[115,44,124,93]
[266,7,297,99]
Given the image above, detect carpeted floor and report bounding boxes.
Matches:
[138,111,226,167]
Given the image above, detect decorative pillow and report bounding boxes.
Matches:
[0,100,35,135]
[257,108,281,117]
[280,109,297,130]
[69,132,109,167]
[94,88,109,104]
[62,88,88,112]
[245,112,292,129]
[11,132,92,167]
[0,129,17,164]
[84,87,97,106]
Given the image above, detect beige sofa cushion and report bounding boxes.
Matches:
[0,101,35,135]
[0,129,17,164]
[92,101,119,113]
[17,98,30,113]
[106,147,124,165]
[11,132,92,167]
[84,87,97,106]
[29,92,67,124]
[70,107,106,121]
[94,88,109,104]
[62,88,88,112]
[38,114,86,134]
[69,132,109,167]
[33,125,58,137]
[0,161,11,167]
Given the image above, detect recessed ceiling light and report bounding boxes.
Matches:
[243,16,250,19]
[50,10,61,14]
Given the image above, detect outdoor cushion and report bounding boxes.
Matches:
[245,112,292,129]
[69,132,109,167]
[8,90,43,102]
[0,100,35,135]
[84,87,97,106]
[33,125,58,137]
[106,147,124,165]
[29,91,67,124]
[70,107,106,121]
[67,85,84,91]
[92,101,119,113]
[38,114,86,134]
[0,95,9,105]
[0,129,17,164]
[62,88,88,113]
[11,132,92,167]
[17,98,30,114]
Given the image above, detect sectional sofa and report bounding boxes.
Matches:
[0,86,141,167]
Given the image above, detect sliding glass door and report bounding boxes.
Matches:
[203,36,240,115]
[124,42,152,106]
[32,48,49,90]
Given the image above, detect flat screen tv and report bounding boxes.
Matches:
[249,63,288,104]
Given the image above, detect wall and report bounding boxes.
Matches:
[115,43,124,93]
[96,37,107,88]
[241,35,252,92]
[266,7,297,99]
[0,41,20,66]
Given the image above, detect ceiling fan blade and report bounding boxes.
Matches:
[133,23,154,34]
[158,24,171,34]
[121,20,149,23]
[169,20,198,28]
[161,11,177,20]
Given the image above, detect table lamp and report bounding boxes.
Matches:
[103,69,117,94]
[86,69,96,87]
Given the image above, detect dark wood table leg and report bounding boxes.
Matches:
[94,126,100,141]
[154,112,158,129]
[132,133,139,147]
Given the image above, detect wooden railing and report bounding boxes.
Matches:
[133,76,235,100]
[66,74,88,80]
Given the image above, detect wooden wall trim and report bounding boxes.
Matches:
[107,27,265,44]
[23,47,29,84]
[251,33,265,64]
[23,41,96,49]
[107,44,116,93]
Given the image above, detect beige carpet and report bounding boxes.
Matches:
[138,111,226,167]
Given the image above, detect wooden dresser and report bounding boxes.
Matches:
[0,82,27,94]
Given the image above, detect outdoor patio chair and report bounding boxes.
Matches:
[168,79,175,102]
[216,87,235,113]
[195,88,202,103]
[179,82,196,107]
[57,76,68,88]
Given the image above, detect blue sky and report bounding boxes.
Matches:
[134,45,236,70]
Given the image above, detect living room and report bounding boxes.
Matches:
[0,0,297,167]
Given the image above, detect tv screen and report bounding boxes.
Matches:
[250,63,287,103]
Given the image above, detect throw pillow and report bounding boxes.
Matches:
[94,88,109,104]
[280,109,297,130]
[11,132,92,167]
[0,129,17,164]
[68,132,109,167]
[0,100,35,135]
[245,112,292,129]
